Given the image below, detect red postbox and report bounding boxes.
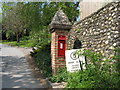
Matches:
[58,35,66,57]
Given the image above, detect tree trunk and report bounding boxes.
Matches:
[16,33,20,43]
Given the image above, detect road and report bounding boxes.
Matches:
[0,44,44,89]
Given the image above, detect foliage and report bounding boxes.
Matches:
[2,2,79,44]
[5,30,15,41]
[49,67,68,83]
[21,2,79,47]
[20,36,29,41]
[66,49,120,88]
[49,49,120,88]
[66,70,95,88]
[31,42,52,77]
[29,27,51,47]
[2,3,25,42]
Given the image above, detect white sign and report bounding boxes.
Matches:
[60,43,63,49]
[65,49,86,72]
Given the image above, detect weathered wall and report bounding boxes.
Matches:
[67,2,120,58]
[79,0,118,20]
[80,2,104,20]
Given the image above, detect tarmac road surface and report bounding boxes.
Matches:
[0,44,44,89]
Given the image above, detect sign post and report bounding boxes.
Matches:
[65,49,86,72]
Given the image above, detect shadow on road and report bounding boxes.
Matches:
[1,56,43,88]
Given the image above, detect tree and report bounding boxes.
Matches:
[2,2,79,44]
[20,2,79,46]
[3,3,25,42]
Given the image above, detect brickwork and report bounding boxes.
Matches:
[50,9,71,74]
[51,30,69,74]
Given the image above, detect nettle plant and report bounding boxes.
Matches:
[66,48,120,88]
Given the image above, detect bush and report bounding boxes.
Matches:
[66,70,95,88]
[6,30,16,41]
[49,67,68,83]
[49,49,120,88]
[20,36,29,41]
[65,49,120,88]
[31,42,52,77]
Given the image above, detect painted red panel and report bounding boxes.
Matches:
[58,35,66,40]
[58,35,66,57]
[58,40,65,57]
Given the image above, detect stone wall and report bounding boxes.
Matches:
[67,1,120,58]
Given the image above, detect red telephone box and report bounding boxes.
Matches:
[58,35,66,57]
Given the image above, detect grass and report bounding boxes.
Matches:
[1,40,35,48]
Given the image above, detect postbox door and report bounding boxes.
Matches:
[58,40,65,57]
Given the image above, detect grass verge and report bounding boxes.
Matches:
[1,40,35,47]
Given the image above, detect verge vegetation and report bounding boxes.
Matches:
[49,49,120,88]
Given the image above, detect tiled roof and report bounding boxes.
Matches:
[50,9,71,25]
[49,9,72,32]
